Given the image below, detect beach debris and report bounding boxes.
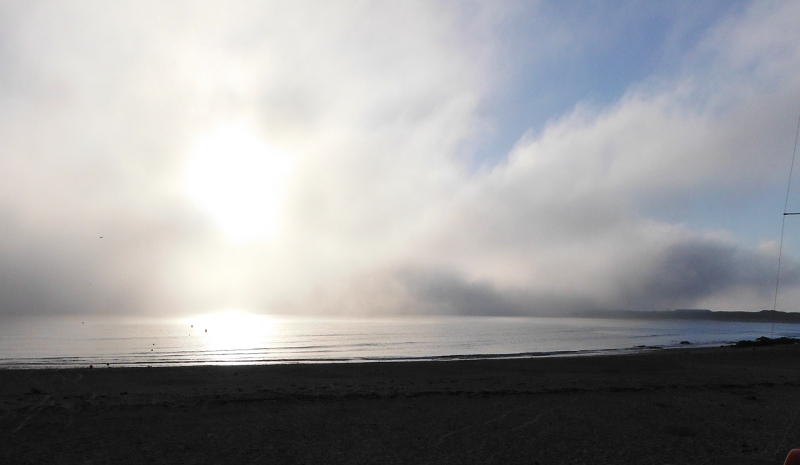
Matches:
[680,340,691,345]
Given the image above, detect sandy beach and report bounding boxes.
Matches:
[2,344,800,465]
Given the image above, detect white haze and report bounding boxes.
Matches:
[1,1,800,317]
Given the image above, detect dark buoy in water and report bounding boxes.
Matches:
[205,329,207,333]
[89,365,93,369]
[785,449,800,465]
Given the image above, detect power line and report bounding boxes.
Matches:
[772,109,800,337]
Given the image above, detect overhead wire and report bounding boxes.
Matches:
[772,109,800,337]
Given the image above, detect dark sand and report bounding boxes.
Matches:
[2,345,800,465]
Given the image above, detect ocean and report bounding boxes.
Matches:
[1,313,799,368]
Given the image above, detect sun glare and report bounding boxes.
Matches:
[188,310,275,355]
[183,122,295,241]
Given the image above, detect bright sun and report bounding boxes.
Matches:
[183,122,294,241]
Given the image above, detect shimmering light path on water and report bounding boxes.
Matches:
[2,313,799,368]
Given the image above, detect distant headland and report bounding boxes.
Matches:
[577,308,800,323]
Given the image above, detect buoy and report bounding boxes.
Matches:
[786,449,800,465]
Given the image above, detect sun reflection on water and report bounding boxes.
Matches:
[185,310,275,360]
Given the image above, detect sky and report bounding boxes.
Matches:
[2,0,800,317]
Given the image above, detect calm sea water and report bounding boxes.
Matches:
[1,313,798,368]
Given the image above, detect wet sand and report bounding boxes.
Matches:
[2,345,800,465]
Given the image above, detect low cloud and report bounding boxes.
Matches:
[293,232,796,317]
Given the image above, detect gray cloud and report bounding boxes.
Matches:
[622,237,799,310]
[294,231,795,316]
[645,241,775,303]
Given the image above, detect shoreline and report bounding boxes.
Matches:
[3,343,800,464]
[0,345,699,370]
[0,337,776,370]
